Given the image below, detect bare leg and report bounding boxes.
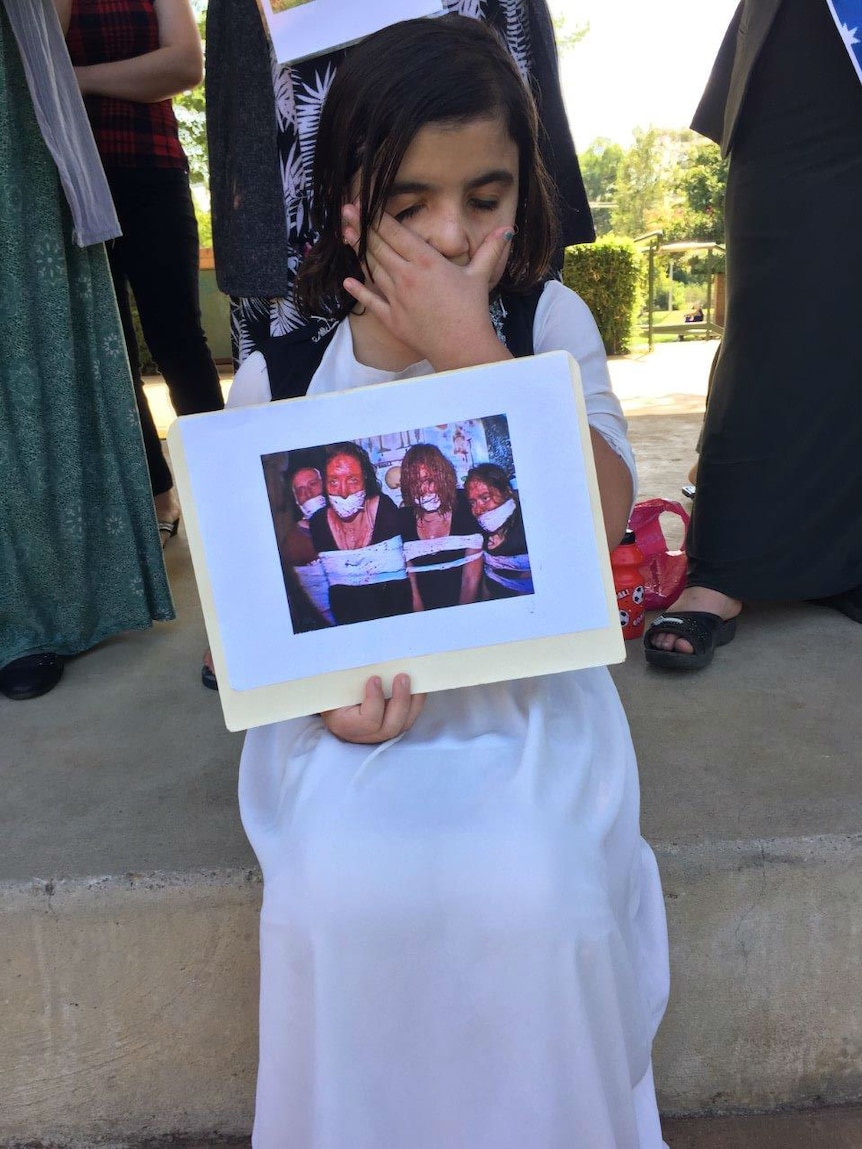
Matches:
[154,488,182,547]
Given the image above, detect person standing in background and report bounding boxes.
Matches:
[57,0,224,543]
[645,0,862,670]
[0,0,174,700]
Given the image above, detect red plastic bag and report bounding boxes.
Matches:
[628,498,690,611]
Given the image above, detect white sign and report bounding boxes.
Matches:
[169,353,625,730]
[256,0,446,66]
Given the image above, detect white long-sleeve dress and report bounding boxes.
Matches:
[231,282,670,1149]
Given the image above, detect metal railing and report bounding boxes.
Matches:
[634,232,725,351]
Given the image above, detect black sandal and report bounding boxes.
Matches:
[158,518,180,547]
[644,611,737,670]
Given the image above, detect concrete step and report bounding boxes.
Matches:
[120,1105,862,1146]
[8,1107,862,1148]
[663,1106,862,1147]
[3,344,860,1145]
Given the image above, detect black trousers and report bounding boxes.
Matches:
[687,0,862,600]
[107,166,224,497]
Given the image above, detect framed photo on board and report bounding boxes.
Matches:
[168,352,625,731]
[255,0,445,65]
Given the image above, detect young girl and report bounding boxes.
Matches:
[229,17,669,1147]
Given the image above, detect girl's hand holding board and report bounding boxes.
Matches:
[321,673,426,743]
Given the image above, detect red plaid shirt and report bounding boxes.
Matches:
[66,0,187,169]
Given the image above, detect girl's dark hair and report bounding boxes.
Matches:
[324,441,381,497]
[296,15,557,320]
[400,444,458,515]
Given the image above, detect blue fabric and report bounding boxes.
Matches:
[828,0,862,82]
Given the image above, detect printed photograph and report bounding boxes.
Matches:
[267,0,315,13]
[256,0,444,67]
[261,415,534,633]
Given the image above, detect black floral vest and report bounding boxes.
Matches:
[263,284,546,402]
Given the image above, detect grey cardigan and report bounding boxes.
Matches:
[2,0,119,245]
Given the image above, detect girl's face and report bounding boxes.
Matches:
[381,114,519,283]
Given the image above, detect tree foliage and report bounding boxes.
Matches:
[610,127,697,239]
[173,0,208,189]
[579,138,622,236]
[587,127,728,248]
[551,15,589,53]
[174,81,208,188]
[669,142,727,243]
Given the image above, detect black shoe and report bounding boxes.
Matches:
[0,653,64,700]
[201,663,219,691]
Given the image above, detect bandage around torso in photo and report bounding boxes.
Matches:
[294,558,335,623]
[318,535,408,587]
[403,533,484,573]
[484,550,533,594]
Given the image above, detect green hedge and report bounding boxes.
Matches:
[562,237,643,356]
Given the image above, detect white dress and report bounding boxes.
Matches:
[232,283,670,1148]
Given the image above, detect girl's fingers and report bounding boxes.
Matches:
[360,243,392,293]
[341,222,394,295]
[357,675,387,727]
[343,276,389,319]
[377,673,421,738]
[369,211,415,253]
[401,689,427,733]
[361,673,420,739]
[355,210,420,267]
[322,675,423,743]
[467,224,516,287]
[363,228,410,288]
[374,213,452,271]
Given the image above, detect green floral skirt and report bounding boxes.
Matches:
[0,11,174,667]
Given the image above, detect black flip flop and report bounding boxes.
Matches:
[644,611,737,670]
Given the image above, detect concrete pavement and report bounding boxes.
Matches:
[2,340,860,1145]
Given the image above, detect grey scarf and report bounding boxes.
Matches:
[3,0,119,246]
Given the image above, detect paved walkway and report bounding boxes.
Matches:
[142,338,715,436]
